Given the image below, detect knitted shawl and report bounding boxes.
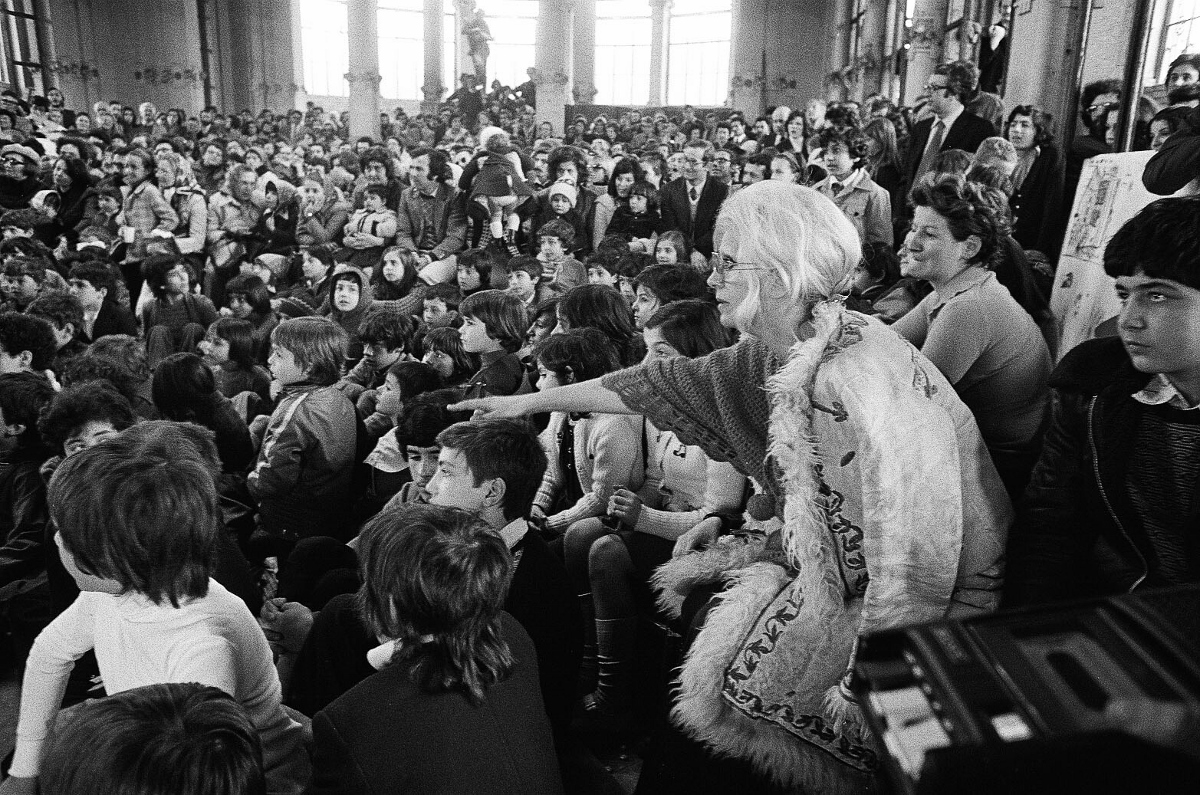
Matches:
[612,300,1011,792]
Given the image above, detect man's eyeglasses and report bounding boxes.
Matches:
[1087,102,1119,117]
[709,253,770,286]
[683,156,710,166]
[923,83,951,95]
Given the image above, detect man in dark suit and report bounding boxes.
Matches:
[905,61,998,193]
[660,139,729,259]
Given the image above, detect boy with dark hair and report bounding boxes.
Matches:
[1,256,46,312]
[0,311,56,377]
[383,388,474,508]
[26,291,89,375]
[39,682,266,795]
[458,290,530,399]
[250,317,359,540]
[420,281,463,327]
[534,218,586,297]
[337,308,417,420]
[812,126,894,247]
[8,422,309,793]
[141,254,219,366]
[502,254,551,313]
[0,209,43,239]
[67,258,137,341]
[427,418,581,745]
[1006,196,1200,607]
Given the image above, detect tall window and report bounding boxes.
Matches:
[595,0,652,104]
[1147,0,1200,84]
[378,0,424,100]
[300,0,350,96]
[1,0,45,95]
[478,0,537,90]
[666,0,731,106]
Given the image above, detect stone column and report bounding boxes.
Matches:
[346,0,382,140]
[422,0,445,115]
[728,0,766,114]
[32,0,58,89]
[534,0,571,132]
[858,0,889,98]
[902,0,950,107]
[571,0,597,104]
[648,0,670,105]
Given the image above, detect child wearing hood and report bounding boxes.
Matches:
[528,180,587,256]
[325,265,373,366]
[250,176,300,258]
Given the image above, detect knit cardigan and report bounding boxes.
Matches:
[534,411,645,533]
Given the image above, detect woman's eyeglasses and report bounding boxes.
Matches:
[709,253,770,285]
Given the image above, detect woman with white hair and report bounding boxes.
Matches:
[456,180,1011,791]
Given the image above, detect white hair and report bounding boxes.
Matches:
[771,106,792,123]
[713,181,861,334]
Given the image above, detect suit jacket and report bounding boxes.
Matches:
[659,176,728,257]
[306,611,563,795]
[904,111,998,189]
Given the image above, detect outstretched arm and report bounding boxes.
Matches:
[451,376,636,418]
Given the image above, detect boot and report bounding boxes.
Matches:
[503,228,521,257]
[582,616,637,717]
[578,593,597,695]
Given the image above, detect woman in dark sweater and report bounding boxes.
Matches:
[1006,105,1066,259]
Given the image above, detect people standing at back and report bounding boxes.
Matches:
[905,61,998,200]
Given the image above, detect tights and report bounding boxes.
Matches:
[564,517,672,619]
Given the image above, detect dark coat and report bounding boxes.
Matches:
[88,299,138,341]
[1005,338,1199,608]
[1143,105,1200,196]
[658,176,729,258]
[1010,143,1067,258]
[305,611,563,795]
[903,111,998,189]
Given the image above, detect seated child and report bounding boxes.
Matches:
[60,335,156,419]
[528,180,587,257]
[1,256,47,312]
[849,241,920,324]
[280,247,337,311]
[25,292,89,377]
[379,388,473,510]
[9,422,310,794]
[531,328,644,537]
[612,252,650,306]
[419,326,476,388]
[141,254,218,368]
[341,184,397,270]
[534,219,587,295]
[606,181,661,250]
[356,361,444,517]
[455,247,502,300]
[631,263,711,329]
[199,317,274,406]
[66,257,137,341]
[459,289,530,399]
[371,246,419,301]
[223,273,279,365]
[652,229,690,267]
[504,254,555,314]
[325,265,373,364]
[248,317,359,541]
[585,253,619,289]
[38,682,265,795]
[336,308,416,410]
[420,282,463,328]
[0,311,57,382]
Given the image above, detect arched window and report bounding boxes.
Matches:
[595,0,653,105]
[666,0,731,106]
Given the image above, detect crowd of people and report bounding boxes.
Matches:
[0,49,1197,794]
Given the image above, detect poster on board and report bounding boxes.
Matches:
[1051,151,1197,360]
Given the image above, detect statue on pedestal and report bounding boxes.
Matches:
[461,2,492,82]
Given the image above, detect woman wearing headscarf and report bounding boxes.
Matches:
[154,151,208,258]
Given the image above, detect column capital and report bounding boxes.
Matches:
[648,0,672,10]
[344,70,383,86]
